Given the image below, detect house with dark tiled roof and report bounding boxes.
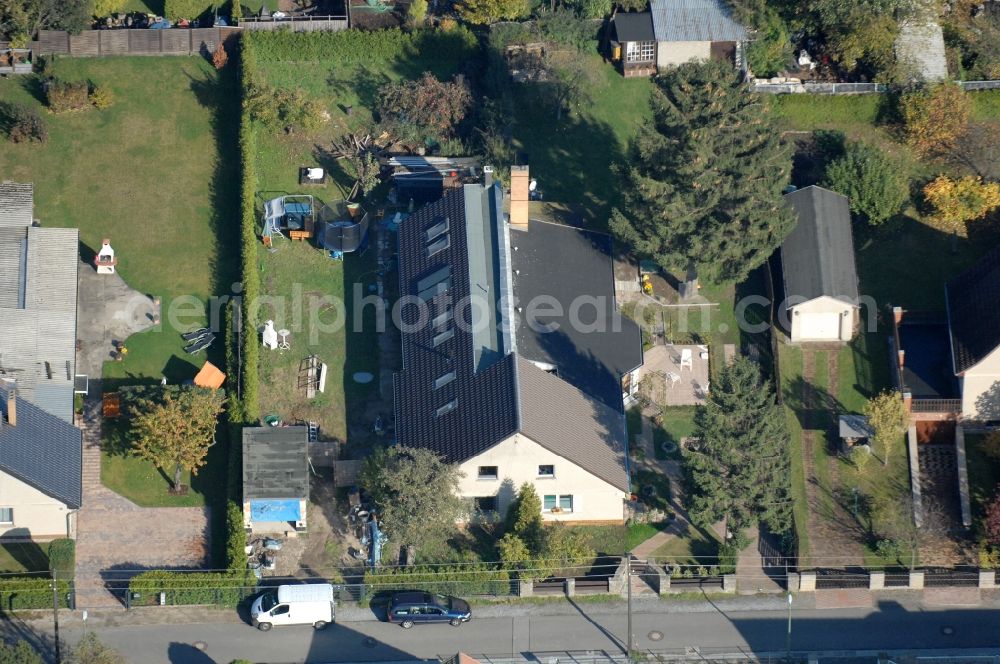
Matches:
[0,181,83,540]
[393,167,642,523]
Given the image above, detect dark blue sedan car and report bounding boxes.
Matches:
[387,592,472,629]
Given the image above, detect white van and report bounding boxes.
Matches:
[250,584,335,631]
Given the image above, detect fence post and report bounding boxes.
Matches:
[798,572,816,592]
[979,570,995,589]
[518,579,533,597]
[786,572,799,592]
[908,571,925,589]
[564,578,575,597]
[869,571,885,590]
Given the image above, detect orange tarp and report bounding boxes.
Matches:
[194,362,226,390]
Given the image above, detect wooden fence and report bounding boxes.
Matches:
[239,15,349,32]
[31,28,241,57]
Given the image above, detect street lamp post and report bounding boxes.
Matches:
[786,592,793,663]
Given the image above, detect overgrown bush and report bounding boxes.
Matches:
[362,564,510,598]
[90,85,115,110]
[2,102,47,143]
[823,140,908,226]
[164,0,207,20]
[378,72,472,139]
[457,0,531,24]
[407,0,428,28]
[244,27,477,64]
[94,0,127,16]
[45,78,90,113]
[900,81,971,158]
[245,83,326,132]
[128,570,255,606]
[47,539,75,580]
[0,576,71,610]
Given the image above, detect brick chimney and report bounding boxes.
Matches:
[509,165,530,230]
[1,382,15,428]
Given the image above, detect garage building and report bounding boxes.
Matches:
[781,185,860,343]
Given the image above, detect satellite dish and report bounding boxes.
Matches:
[528,178,537,192]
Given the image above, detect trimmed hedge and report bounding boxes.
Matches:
[47,539,75,580]
[362,564,511,599]
[0,577,71,611]
[238,33,262,425]
[244,27,477,64]
[226,501,248,570]
[128,570,256,607]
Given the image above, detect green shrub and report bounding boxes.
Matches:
[0,576,71,610]
[578,0,611,18]
[2,102,47,143]
[128,570,256,607]
[47,539,75,580]
[90,85,115,110]
[226,501,248,570]
[363,564,510,599]
[823,140,908,226]
[45,78,89,113]
[164,0,208,20]
[717,542,739,575]
[94,0,127,16]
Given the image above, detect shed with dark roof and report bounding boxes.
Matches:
[243,426,309,531]
[649,0,748,69]
[780,186,860,343]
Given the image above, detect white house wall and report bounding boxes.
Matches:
[788,296,856,343]
[960,344,1000,419]
[0,470,72,540]
[657,41,711,69]
[456,433,627,523]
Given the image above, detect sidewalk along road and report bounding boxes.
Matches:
[51,603,1000,664]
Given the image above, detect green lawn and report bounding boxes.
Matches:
[0,57,239,385]
[0,543,49,574]
[510,54,653,227]
[0,58,240,507]
[656,407,696,461]
[649,527,719,565]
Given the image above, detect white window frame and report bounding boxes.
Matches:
[0,508,13,524]
[626,41,655,63]
[537,464,555,478]
[542,494,574,513]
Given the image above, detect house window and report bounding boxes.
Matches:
[433,371,456,390]
[477,466,498,480]
[543,495,574,513]
[538,464,554,478]
[474,496,497,512]
[626,41,655,63]
[0,508,12,524]
[436,399,458,417]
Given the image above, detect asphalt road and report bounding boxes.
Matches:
[57,602,1000,664]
